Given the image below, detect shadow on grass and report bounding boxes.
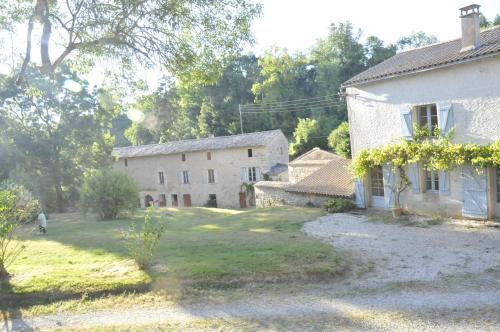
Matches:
[1,276,33,331]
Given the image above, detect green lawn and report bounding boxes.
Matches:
[1,207,340,311]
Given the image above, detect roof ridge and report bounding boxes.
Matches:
[114,129,283,150]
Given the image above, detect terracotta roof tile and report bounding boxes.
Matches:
[343,26,500,87]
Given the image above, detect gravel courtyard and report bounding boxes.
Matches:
[303,213,500,285]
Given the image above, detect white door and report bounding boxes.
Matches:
[370,166,386,208]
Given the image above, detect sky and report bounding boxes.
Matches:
[250,0,499,54]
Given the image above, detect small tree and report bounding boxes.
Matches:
[327,122,351,158]
[123,207,167,270]
[80,170,139,220]
[0,190,31,279]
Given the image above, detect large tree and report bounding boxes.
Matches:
[0,66,116,211]
[0,0,261,84]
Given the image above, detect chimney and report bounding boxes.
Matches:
[459,4,481,52]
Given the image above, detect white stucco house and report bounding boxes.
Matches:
[113,130,289,209]
[343,5,500,219]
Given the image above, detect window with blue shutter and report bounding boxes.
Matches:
[400,107,413,139]
[383,164,395,208]
[437,103,453,136]
[439,171,450,196]
[354,178,365,208]
[407,163,420,193]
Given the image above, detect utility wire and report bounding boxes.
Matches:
[241,102,346,113]
[240,94,343,109]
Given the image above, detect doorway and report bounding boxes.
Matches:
[171,194,178,207]
[370,166,385,208]
[145,195,154,207]
[183,194,192,207]
[239,192,247,208]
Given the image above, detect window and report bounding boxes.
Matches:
[159,194,166,207]
[425,171,440,191]
[417,104,438,134]
[182,170,190,184]
[171,194,178,207]
[158,171,165,185]
[496,168,500,203]
[370,166,384,197]
[207,151,212,160]
[124,159,128,167]
[248,148,253,157]
[208,169,215,183]
[248,167,257,182]
[181,153,186,162]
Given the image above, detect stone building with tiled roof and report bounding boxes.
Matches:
[344,5,500,219]
[254,148,354,208]
[113,130,288,209]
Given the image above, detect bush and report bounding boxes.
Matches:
[80,170,139,220]
[0,181,40,223]
[324,198,355,213]
[123,207,167,269]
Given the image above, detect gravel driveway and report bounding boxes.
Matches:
[303,213,500,285]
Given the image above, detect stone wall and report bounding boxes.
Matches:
[254,182,330,208]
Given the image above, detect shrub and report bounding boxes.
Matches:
[324,198,355,213]
[80,170,139,220]
[123,207,168,269]
[0,181,40,223]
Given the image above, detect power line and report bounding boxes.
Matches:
[241,101,346,114]
[240,94,343,109]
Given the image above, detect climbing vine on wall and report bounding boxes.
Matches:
[351,127,500,178]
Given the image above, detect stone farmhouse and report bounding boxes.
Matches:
[113,130,289,209]
[255,148,353,207]
[344,5,500,219]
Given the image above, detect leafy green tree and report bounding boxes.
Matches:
[124,122,155,146]
[327,122,351,158]
[0,66,116,212]
[0,187,37,279]
[80,170,139,220]
[364,36,397,67]
[289,118,325,158]
[480,13,500,29]
[1,0,261,84]
[196,98,218,138]
[396,31,438,51]
[159,108,195,142]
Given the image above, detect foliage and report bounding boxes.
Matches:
[123,207,167,270]
[396,31,438,51]
[480,13,500,29]
[0,66,116,212]
[327,122,351,158]
[2,0,261,84]
[0,180,40,223]
[324,198,355,213]
[289,118,323,158]
[80,170,139,220]
[0,188,36,278]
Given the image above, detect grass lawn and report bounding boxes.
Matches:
[1,207,340,314]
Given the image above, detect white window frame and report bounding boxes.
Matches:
[208,169,215,183]
[417,104,438,134]
[248,167,257,182]
[370,166,384,197]
[182,170,190,184]
[425,170,440,192]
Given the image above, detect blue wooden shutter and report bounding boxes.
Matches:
[462,166,487,219]
[408,163,420,193]
[383,164,395,208]
[439,171,450,196]
[400,107,413,139]
[354,178,365,208]
[241,167,248,182]
[437,103,453,136]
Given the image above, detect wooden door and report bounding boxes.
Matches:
[239,192,247,208]
[183,194,192,207]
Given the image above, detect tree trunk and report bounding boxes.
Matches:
[53,172,65,213]
[0,261,9,280]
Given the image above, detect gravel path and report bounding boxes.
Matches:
[303,213,500,284]
[4,213,500,331]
